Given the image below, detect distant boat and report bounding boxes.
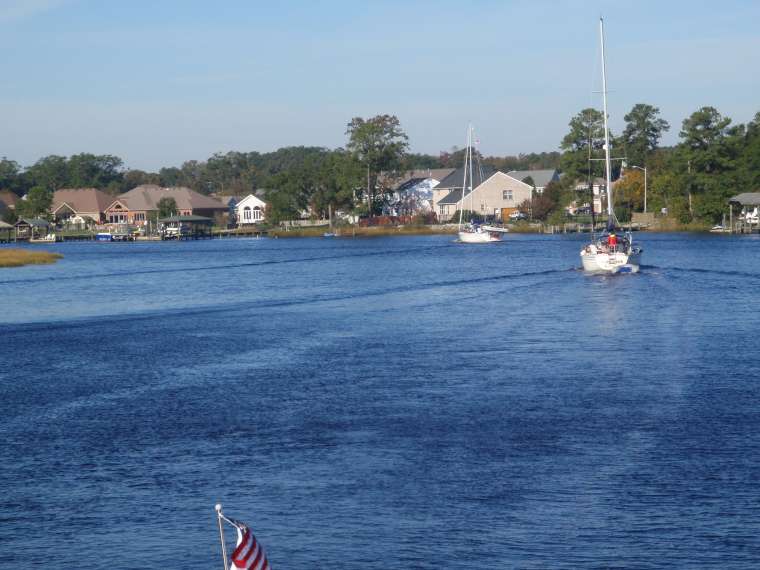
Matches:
[710,225,730,233]
[323,232,336,238]
[457,125,501,244]
[579,18,642,274]
[96,232,113,242]
[30,233,58,243]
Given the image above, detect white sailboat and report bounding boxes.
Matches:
[580,18,643,274]
[457,125,502,244]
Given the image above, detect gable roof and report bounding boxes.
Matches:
[505,169,559,188]
[15,217,50,228]
[52,188,114,214]
[379,168,455,190]
[0,220,13,229]
[435,165,497,190]
[114,185,227,211]
[438,171,529,205]
[236,194,267,208]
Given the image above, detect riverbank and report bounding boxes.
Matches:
[0,249,62,268]
[270,225,459,238]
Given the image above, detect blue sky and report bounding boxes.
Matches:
[1,0,758,170]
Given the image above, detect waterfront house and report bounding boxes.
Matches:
[234,193,268,225]
[573,177,606,214]
[436,171,534,221]
[383,168,455,216]
[104,185,227,227]
[51,188,113,227]
[14,217,50,240]
[431,166,497,219]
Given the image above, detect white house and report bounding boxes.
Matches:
[235,194,267,225]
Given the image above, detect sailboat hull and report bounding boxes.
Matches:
[580,248,642,273]
[458,231,501,243]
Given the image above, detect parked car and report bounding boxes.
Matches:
[509,211,527,220]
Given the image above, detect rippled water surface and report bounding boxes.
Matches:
[2,233,760,568]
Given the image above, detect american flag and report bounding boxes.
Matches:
[231,522,271,570]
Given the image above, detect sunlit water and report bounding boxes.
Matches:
[2,233,760,568]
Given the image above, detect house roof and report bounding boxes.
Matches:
[16,217,50,227]
[505,169,559,188]
[730,192,760,206]
[379,168,455,190]
[237,194,267,208]
[437,168,504,205]
[114,185,227,211]
[435,165,497,190]
[0,220,13,229]
[0,190,19,208]
[52,188,114,214]
[158,215,214,223]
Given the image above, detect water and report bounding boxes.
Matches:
[2,233,760,568]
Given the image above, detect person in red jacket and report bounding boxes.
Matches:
[607,230,618,251]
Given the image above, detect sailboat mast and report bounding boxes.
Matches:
[457,124,471,230]
[468,126,475,216]
[599,17,614,219]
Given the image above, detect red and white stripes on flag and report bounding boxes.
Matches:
[231,523,271,570]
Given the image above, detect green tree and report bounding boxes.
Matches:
[677,106,738,221]
[157,197,177,218]
[26,155,69,191]
[679,106,733,173]
[346,114,409,216]
[122,169,161,192]
[559,108,607,182]
[15,186,53,218]
[159,167,185,187]
[67,153,124,188]
[621,103,670,168]
[0,158,22,193]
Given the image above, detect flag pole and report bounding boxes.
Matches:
[215,504,230,570]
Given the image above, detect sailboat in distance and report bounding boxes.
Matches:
[579,18,643,273]
[457,125,502,243]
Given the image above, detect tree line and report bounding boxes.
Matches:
[541,104,760,224]
[2,105,758,224]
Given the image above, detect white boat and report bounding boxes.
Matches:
[457,125,501,244]
[579,18,642,274]
[459,226,501,243]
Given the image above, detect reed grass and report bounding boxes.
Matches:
[0,249,63,268]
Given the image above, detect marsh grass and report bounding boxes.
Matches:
[0,249,63,268]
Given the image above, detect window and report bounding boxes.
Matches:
[252,206,262,221]
[439,204,446,215]
[243,206,252,220]
[503,190,513,201]
[134,212,145,221]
